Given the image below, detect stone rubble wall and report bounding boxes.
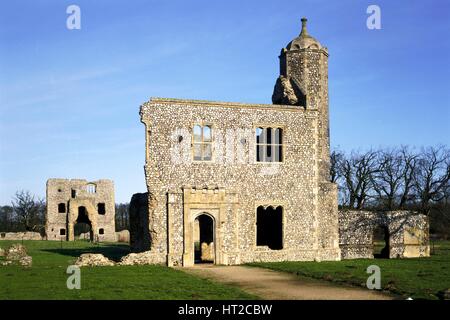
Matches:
[339,210,430,259]
[45,179,116,242]
[0,231,43,241]
[75,253,115,267]
[0,243,32,267]
[115,230,130,243]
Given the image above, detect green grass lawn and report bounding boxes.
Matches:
[249,241,450,300]
[0,240,257,300]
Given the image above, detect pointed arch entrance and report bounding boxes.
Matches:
[74,206,93,241]
[194,213,215,264]
[67,200,99,241]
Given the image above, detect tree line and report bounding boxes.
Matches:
[331,145,449,213]
[0,190,130,234]
[331,145,450,238]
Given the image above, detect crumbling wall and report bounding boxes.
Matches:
[0,232,43,241]
[339,210,430,259]
[45,178,116,242]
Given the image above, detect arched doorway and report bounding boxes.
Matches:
[373,225,390,258]
[194,214,214,264]
[74,206,93,241]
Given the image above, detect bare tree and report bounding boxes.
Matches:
[0,205,14,231]
[115,203,129,231]
[413,145,450,214]
[398,146,418,209]
[330,150,344,183]
[11,190,45,231]
[340,150,379,209]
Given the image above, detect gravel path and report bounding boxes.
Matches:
[182,265,393,300]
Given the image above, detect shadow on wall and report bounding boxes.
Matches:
[43,245,130,262]
[129,192,152,253]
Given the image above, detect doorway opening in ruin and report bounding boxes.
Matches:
[74,206,93,241]
[256,206,283,250]
[373,225,390,258]
[194,214,215,264]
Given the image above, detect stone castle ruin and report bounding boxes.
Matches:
[129,18,430,266]
[36,18,429,266]
[134,18,341,266]
[45,179,116,242]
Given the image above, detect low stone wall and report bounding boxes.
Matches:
[116,230,130,243]
[0,231,43,241]
[339,210,430,259]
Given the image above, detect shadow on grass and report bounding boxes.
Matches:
[43,245,131,262]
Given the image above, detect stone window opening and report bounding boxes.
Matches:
[373,225,390,258]
[60,228,66,236]
[97,203,106,215]
[256,127,283,162]
[99,228,104,235]
[256,205,283,250]
[86,183,96,194]
[58,203,66,213]
[193,124,212,161]
[71,189,76,198]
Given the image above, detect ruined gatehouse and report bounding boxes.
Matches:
[45,178,116,242]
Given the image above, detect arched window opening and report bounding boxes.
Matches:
[256,206,283,250]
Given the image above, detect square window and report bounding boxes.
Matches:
[58,203,66,213]
[60,229,66,236]
[256,127,283,163]
[98,203,106,215]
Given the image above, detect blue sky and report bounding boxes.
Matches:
[0,0,449,204]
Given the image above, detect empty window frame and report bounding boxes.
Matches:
[256,206,283,250]
[86,183,96,194]
[97,203,106,215]
[58,203,66,213]
[60,228,66,236]
[99,228,104,235]
[256,127,283,162]
[193,124,212,161]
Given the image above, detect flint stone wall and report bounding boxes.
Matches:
[46,179,116,242]
[0,232,43,241]
[339,210,430,259]
[140,98,341,266]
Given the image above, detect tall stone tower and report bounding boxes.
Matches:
[272,18,330,181]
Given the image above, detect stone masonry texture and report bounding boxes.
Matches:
[138,18,341,266]
[45,178,116,242]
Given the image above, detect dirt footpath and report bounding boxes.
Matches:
[182,265,393,300]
